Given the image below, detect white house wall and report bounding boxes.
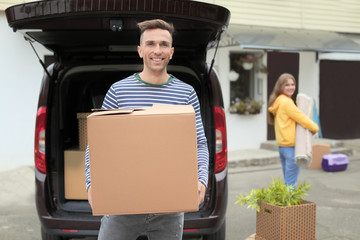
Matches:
[6,0,359,34]
[197,0,360,34]
[0,0,34,10]
[298,51,319,110]
[0,12,52,170]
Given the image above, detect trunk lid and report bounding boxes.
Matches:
[6,0,230,61]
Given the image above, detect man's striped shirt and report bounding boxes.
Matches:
[85,73,209,190]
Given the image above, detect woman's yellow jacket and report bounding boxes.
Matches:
[268,94,319,147]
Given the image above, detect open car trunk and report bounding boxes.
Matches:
[50,62,216,223]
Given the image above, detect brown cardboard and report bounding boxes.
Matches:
[255,200,316,240]
[64,150,88,200]
[77,113,91,150]
[309,143,331,169]
[87,104,199,215]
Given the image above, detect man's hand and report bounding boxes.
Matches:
[87,186,93,208]
[198,182,206,205]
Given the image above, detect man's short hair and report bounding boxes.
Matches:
[137,19,174,44]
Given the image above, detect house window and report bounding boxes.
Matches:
[229,53,254,100]
[229,52,263,114]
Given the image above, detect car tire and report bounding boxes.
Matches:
[203,221,226,240]
[41,227,67,240]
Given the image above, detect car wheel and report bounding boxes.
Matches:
[41,227,67,240]
[203,221,226,240]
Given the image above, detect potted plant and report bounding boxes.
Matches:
[239,55,255,70]
[229,98,263,115]
[235,178,316,240]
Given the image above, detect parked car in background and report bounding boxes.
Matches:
[5,0,230,239]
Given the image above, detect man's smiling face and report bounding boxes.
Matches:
[137,28,174,74]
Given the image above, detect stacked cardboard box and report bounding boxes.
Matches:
[64,149,87,199]
[63,112,91,200]
[77,112,91,150]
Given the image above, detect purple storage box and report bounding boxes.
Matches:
[321,153,349,172]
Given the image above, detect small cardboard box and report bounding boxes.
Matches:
[309,143,331,169]
[255,200,316,240]
[87,104,199,215]
[64,150,88,200]
[77,113,91,150]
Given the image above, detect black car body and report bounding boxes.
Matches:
[6,0,230,239]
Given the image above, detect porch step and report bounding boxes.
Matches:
[228,148,280,168]
[228,138,354,170]
[260,138,347,151]
[260,138,353,156]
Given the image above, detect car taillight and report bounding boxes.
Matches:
[214,106,227,173]
[62,229,78,233]
[183,228,199,232]
[35,107,47,173]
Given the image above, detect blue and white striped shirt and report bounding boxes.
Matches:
[85,73,209,190]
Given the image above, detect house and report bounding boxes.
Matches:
[1,0,360,170]
[200,0,360,151]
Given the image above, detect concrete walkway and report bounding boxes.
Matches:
[228,138,358,172]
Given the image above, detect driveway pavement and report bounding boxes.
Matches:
[227,156,360,240]
[1,146,360,240]
[0,166,40,240]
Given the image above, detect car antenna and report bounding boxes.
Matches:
[25,35,53,81]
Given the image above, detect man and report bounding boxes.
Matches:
[85,19,209,240]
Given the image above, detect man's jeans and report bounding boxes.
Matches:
[98,213,184,240]
[278,147,300,187]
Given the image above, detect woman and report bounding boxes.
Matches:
[268,73,319,187]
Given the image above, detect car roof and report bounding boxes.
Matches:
[6,0,230,55]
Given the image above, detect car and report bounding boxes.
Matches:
[5,0,230,239]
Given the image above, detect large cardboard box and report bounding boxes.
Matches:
[64,150,88,200]
[87,104,199,215]
[255,200,316,240]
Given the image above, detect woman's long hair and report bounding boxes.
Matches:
[267,73,296,125]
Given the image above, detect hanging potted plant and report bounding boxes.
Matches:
[238,54,255,70]
[235,178,316,240]
[235,53,268,74]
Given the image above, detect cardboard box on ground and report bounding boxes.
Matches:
[87,104,199,216]
[309,143,331,169]
[255,200,316,240]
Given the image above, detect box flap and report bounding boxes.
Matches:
[89,105,194,118]
[88,108,137,117]
[149,104,195,114]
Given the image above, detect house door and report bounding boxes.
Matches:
[267,52,299,140]
[320,60,360,139]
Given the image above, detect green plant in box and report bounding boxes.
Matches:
[234,178,311,212]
